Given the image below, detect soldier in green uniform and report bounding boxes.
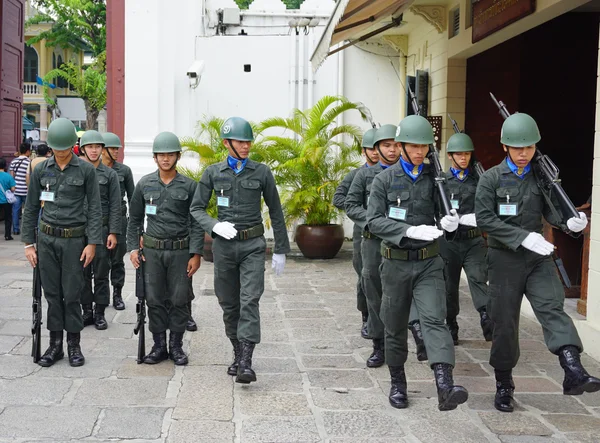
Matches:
[441,133,492,344]
[127,132,203,366]
[475,113,600,412]
[79,131,122,330]
[190,117,290,384]
[101,132,134,311]
[345,124,399,368]
[333,128,378,338]
[22,118,102,367]
[367,115,468,411]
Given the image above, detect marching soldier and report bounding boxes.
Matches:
[127,132,203,366]
[441,133,492,344]
[22,118,102,367]
[475,113,600,412]
[80,131,121,330]
[367,115,468,411]
[190,117,290,384]
[333,128,378,338]
[345,124,400,368]
[101,132,135,311]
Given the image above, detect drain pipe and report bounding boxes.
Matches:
[289,27,298,114]
[307,29,314,110]
[297,30,305,112]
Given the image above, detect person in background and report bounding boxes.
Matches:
[27,144,52,185]
[0,158,17,240]
[9,143,31,235]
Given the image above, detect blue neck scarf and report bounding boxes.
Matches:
[506,157,530,179]
[227,155,247,175]
[379,162,390,170]
[400,157,423,181]
[450,167,469,182]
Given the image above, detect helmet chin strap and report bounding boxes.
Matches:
[400,142,416,166]
[104,148,117,163]
[226,140,243,160]
[363,147,376,164]
[376,143,393,165]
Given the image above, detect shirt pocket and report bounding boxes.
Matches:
[240,179,262,201]
[213,182,232,206]
[62,176,85,199]
[169,190,190,215]
[40,176,57,190]
[143,190,162,205]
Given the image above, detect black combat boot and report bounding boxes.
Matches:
[227,339,242,376]
[447,317,459,346]
[38,331,64,367]
[144,332,168,364]
[366,338,385,368]
[112,286,125,310]
[236,340,257,384]
[66,332,85,367]
[168,331,189,366]
[388,366,408,409]
[360,312,369,339]
[479,307,493,342]
[186,301,198,332]
[94,304,108,330]
[494,369,515,412]
[559,345,600,395]
[433,363,468,411]
[82,303,94,327]
[409,321,428,362]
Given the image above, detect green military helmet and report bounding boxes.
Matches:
[373,124,399,147]
[362,128,377,149]
[46,118,78,151]
[102,132,123,149]
[500,113,541,147]
[395,115,435,145]
[447,133,474,153]
[80,130,105,148]
[220,117,254,142]
[152,131,182,153]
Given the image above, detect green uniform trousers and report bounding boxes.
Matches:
[144,247,190,333]
[361,237,384,339]
[212,235,266,344]
[82,225,110,306]
[440,236,488,319]
[37,232,86,332]
[381,255,455,367]
[487,248,583,371]
[352,226,367,314]
[109,215,128,288]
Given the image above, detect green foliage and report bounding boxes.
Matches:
[234,0,304,9]
[42,60,106,130]
[26,0,106,60]
[259,95,367,226]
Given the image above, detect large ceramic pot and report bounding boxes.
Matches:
[295,224,345,259]
[203,233,214,263]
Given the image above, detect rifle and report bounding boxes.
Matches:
[407,84,453,216]
[447,113,486,179]
[489,92,576,288]
[133,237,146,364]
[31,231,42,363]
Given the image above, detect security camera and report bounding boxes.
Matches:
[187,60,205,88]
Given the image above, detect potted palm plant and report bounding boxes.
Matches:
[259,96,366,259]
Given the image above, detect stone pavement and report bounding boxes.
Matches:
[1,237,600,443]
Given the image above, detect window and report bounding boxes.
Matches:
[449,7,460,38]
[24,46,38,83]
[57,55,67,88]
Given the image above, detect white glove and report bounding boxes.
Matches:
[567,212,588,233]
[406,225,444,241]
[459,213,477,227]
[212,221,237,240]
[521,232,554,256]
[440,209,460,232]
[271,253,286,276]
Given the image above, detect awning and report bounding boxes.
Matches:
[22,116,35,131]
[311,0,415,71]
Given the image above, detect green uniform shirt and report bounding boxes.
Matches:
[111,161,135,208]
[22,155,102,245]
[475,158,562,250]
[127,171,204,255]
[333,165,364,210]
[366,162,443,250]
[346,164,385,230]
[90,162,122,234]
[190,159,291,254]
[444,170,478,235]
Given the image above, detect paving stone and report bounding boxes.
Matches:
[483,362,541,377]
[310,387,387,410]
[97,407,167,439]
[466,394,525,412]
[280,301,324,310]
[454,376,496,393]
[168,419,235,443]
[541,414,600,432]
[0,355,38,377]
[377,380,438,399]
[239,373,304,393]
[253,357,300,373]
[173,366,233,421]
[499,436,568,443]
[518,394,590,414]
[322,411,404,438]
[253,342,295,358]
[453,362,489,377]
[0,320,31,336]
[260,328,290,342]
[73,379,169,406]
[79,323,134,339]
[117,357,176,378]
[241,416,321,442]
[408,418,492,443]
[300,354,363,369]
[284,309,332,319]
[286,318,338,329]
[345,335,376,350]
[564,432,600,443]
[294,340,354,355]
[511,377,562,392]
[0,336,22,354]
[0,406,100,439]
[478,411,552,435]
[291,327,344,341]
[239,392,311,416]
[0,378,72,406]
[92,337,141,357]
[187,329,231,366]
[307,369,374,389]
[32,356,120,379]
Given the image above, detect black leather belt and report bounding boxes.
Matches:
[455,228,481,240]
[143,234,189,250]
[40,220,86,238]
[381,241,440,261]
[362,231,379,240]
[236,224,265,241]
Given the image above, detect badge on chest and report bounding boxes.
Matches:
[498,194,518,216]
[217,188,230,207]
[450,193,459,210]
[145,196,157,215]
[40,184,55,202]
[388,196,408,221]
